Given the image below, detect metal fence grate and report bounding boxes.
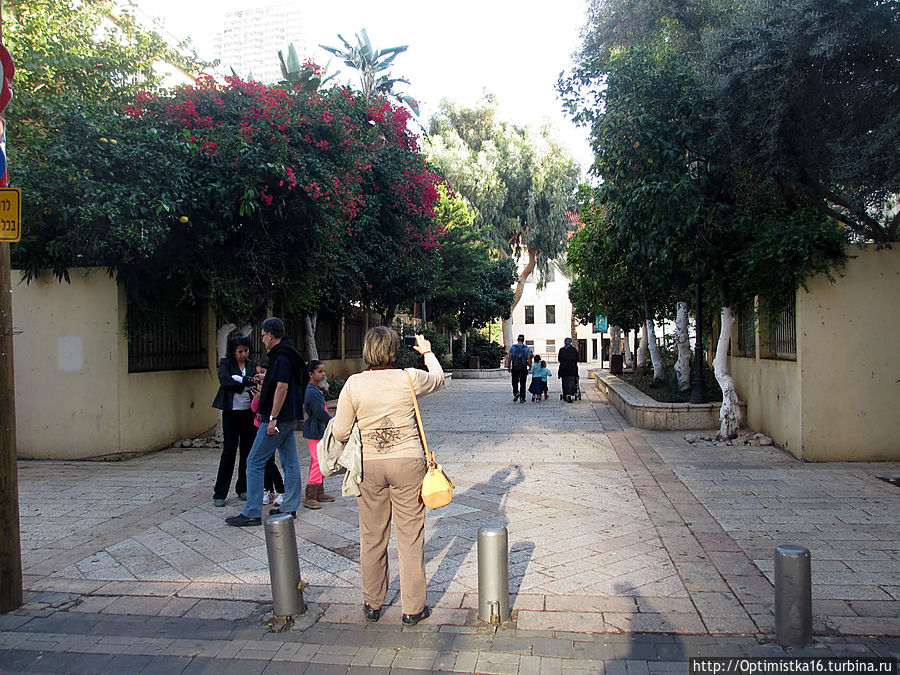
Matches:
[737,302,756,357]
[763,299,797,360]
[345,314,364,358]
[128,305,208,373]
[315,313,341,360]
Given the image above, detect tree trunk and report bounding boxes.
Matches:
[674,301,692,391]
[501,246,537,347]
[303,312,319,361]
[643,301,664,380]
[610,325,621,354]
[217,323,236,361]
[461,330,468,354]
[713,306,741,439]
[215,323,236,442]
[623,329,634,368]
[637,323,648,367]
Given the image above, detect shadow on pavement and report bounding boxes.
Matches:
[614,582,687,661]
[425,465,534,611]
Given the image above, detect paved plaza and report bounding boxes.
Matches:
[2,368,898,673]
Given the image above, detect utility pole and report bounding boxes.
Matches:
[0,0,23,613]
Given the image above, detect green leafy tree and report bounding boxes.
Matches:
[427,187,516,333]
[704,0,900,243]
[426,98,581,345]
[562,0,852,435]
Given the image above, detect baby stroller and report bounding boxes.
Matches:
[559,376,582,403]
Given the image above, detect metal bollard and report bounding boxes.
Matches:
[775,544,812,646]
[264,514,306,617]
[477,527,510,624]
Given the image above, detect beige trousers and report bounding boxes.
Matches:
[357,456,427,614]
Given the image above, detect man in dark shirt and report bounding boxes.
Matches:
[226,317,305,526]
[505,334,533,402]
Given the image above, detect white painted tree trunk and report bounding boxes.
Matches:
[215,323,236,442]
[713,306,741,439]
[623,330,634,368]
[674,301,692,391]
[645,318,664,380]
[304,312,319,361]
[610,325,621,354]
[461,331,468,355]
[216,323,236,361]
[637,323,648,366]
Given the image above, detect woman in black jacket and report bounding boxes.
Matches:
[212,335,258,506]
[557,337,580,403]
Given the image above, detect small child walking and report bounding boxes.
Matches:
[528,355,544,401]
[249,357,285,507]
[538,360,552,399]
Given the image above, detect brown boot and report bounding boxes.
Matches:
[316,482,335,503]
[303,484,321,510]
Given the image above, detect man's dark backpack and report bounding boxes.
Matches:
[509,343,530,369]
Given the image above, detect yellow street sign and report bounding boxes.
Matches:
[0,188,20,242]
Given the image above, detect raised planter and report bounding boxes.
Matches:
[589,369,746,431]
[446,368,507,379]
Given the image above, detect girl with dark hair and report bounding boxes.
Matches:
[211,335,257,506]
[302,359,334,509]
[249,356,285,507]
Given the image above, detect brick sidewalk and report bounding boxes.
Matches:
[3,370,898,672]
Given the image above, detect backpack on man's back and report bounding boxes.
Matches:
[509,343,531,369]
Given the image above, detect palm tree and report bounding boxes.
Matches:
[319,29,418,114]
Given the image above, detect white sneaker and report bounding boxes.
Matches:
[262,492,273,505]
[273,493,284,507]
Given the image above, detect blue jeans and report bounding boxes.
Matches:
[242,422,301,518]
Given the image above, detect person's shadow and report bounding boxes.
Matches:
[422,465,534,613]
[597,583,686,662]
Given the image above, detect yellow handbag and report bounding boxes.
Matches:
[406,370,454,509]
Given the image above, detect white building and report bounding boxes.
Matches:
[509,260,682,365]
[214,2,312,85]
[508,262,600,364]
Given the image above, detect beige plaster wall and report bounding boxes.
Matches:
[730,355,803,457]
[12,268,218,459]
[797,246,900,461]
[729,246,900,462]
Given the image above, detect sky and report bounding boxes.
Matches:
[130,0,595,172]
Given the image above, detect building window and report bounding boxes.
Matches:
[736,301,756,357]
[761,297,796,361]
[545,305,556,324]
[546,339,556,354]
[524,305,534,324]
[128,303,207,373]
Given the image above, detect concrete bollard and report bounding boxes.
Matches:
[477,527,510,624]
[775,544,812,646]
[264,514,306,617]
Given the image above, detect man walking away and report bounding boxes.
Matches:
[226,317,305,526]
[505,334,533,402]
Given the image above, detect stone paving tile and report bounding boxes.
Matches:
[6,369,898,675]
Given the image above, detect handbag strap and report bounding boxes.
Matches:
[405,369,434,465]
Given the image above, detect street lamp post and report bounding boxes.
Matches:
[690,280,707,404]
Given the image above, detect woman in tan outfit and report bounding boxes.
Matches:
[332,327,444,625]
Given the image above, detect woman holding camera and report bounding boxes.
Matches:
[332,327,443,626]
[211,334,258,507]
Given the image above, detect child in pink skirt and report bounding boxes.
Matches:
[301,360,335,509]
